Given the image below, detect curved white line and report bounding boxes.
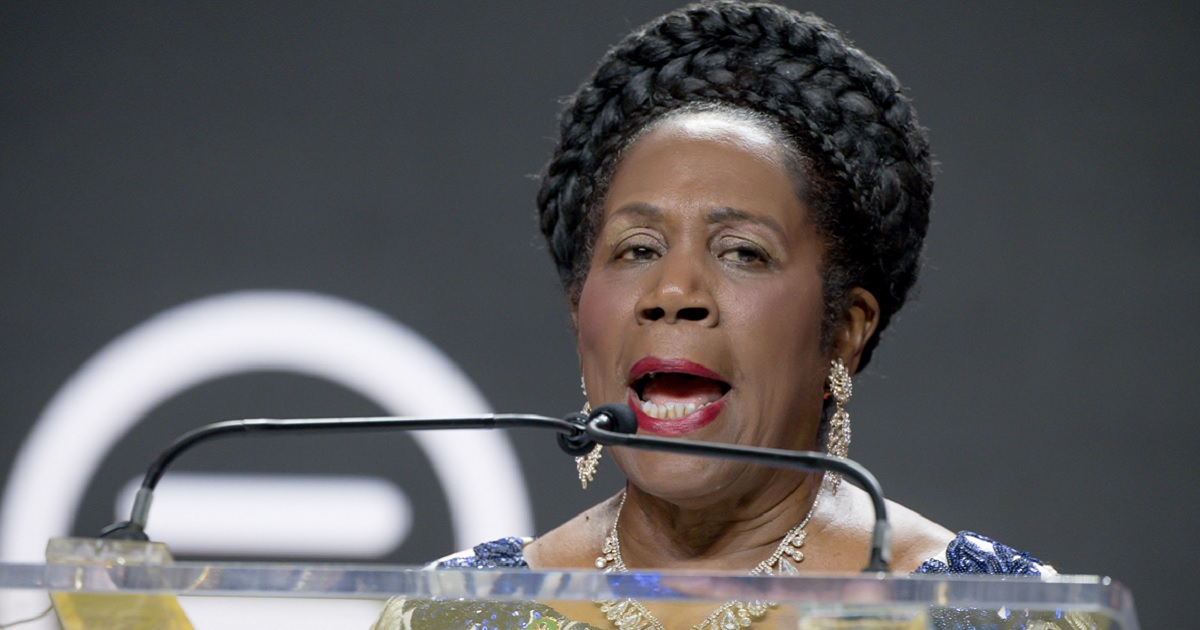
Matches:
[0,290,533,561]
[116,473,413,557]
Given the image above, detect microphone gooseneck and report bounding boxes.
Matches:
[99,402,891,573]
[584,403,892,572]
[100,412,591,541]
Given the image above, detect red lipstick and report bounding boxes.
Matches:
[629,357,726,383]
[627,357,730,437]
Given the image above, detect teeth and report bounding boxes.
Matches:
[639,399,710,420]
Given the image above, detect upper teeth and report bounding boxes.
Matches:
[640,399,710,420]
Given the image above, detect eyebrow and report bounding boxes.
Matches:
[607,203,787,238]
[707,206,787,238]
[609,202,662,221]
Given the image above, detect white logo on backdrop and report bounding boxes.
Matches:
[0,290,533,562]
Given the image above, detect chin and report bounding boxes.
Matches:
[612,448,745,504]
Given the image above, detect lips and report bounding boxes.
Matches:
[627,357,730,436]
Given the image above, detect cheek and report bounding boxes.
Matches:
[575,279,606,352]
[575,273,637,371]
[725,274,826,367]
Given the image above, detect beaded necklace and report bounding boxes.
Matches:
[594,487,821,630]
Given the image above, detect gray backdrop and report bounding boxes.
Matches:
[2,3,1195,627]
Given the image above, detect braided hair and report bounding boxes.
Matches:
[538,1,933,370]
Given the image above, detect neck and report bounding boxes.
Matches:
[615,471,822,571]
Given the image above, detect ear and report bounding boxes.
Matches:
[568,299,583,364]
[568,300,580,336]
[833,287,880,375]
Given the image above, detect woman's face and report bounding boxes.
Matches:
[575,112,832,505]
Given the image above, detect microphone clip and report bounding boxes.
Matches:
[557,404,638,456]
[555,412,594,455]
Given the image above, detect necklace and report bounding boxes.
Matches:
[594,487,821,630]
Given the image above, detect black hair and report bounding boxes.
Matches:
[537,1,933,370]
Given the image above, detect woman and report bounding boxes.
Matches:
[378,2,1050,628]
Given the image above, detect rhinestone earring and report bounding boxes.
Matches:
[576,377,602,489]
[824,358,852,494]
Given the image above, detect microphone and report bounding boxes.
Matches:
[99,403,890,571]
[584,404,891,572]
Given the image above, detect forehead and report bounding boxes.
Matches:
[603,112,807,225]
[655,110,783,152]
[628,110,790,170]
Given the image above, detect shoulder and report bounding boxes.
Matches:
[523,493,622,570]
[809,483,954,572]
[433,536,533,569]
[882,495,1054,576]
[914,531,1056,576]
[430,494,622,571]
[884,495,959,572]
[814,484,1052,575]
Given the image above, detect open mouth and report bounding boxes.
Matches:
[631,372,731,420]
[624,358,731,435]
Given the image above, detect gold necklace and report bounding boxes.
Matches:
[594,487,821,630]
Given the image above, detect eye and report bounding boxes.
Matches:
[718,243,770,266]
[614,234,663,262]
[619,245,659,261]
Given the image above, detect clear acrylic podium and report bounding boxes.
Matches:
[0,538,1138,629]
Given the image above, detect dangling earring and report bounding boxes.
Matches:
[576,377,602,489]
[823,358,852,494]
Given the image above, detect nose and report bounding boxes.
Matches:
[635,250,719,326]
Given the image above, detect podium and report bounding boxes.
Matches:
[0,539,1139,629]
